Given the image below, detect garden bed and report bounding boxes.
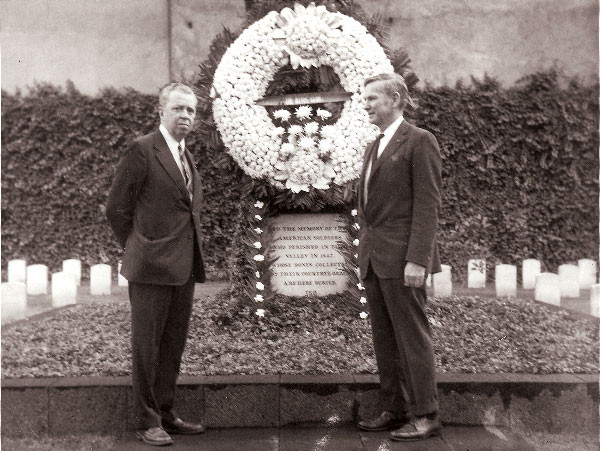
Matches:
[2,291,597,378]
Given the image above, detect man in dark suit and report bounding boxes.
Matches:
[356,73,443,441]
[106,83,206,447]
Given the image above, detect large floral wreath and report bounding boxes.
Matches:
[211,2,394,193]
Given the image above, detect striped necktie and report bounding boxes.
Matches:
[178,144,193,200]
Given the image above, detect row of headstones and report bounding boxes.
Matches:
[426,259,599,316]
[2,259,128,321]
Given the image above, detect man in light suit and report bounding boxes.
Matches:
[106,83,206,447]
[356,73,443,441]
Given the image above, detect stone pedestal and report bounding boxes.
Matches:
[62,259,82,286]
[26,264,48,295]
[495,264,517,297]
[590,284,599,317]
[535,273,560,305]
[578,259,597,289]
[8,259,27,284]
[467,259,486,288]
[433,270,452,297]
[1,282,27,321]
[52,272,78,307]
[117,262,128,287]
[522,259,541,290]
[558,264,580,298]
[90,264,111,295]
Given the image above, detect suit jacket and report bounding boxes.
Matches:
[357,120,442,280]
[106,130,205,285]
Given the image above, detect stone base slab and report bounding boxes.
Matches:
[2,373,597,437]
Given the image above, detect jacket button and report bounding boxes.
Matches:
[188,234,193,239]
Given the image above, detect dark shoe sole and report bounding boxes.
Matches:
[163,428,206,435]
[390,427,441,442]
[357,421,407,432]
[135,431,174,446]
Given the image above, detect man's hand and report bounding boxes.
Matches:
[404,262,426,287]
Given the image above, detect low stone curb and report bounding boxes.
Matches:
[2,373,597,437]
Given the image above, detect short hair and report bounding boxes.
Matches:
[158,83,197,108]
[364,73,417,110]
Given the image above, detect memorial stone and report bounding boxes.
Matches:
[433,271,452,297]
[467,259,486,288]
[8,259,27,284]
[558,264,580,298]
[1,282,27,321]
[117,262,128,287]
[522,259,541,290]
[62,259,82,286]
[90,264,111,295]
[578,259,597,289]
[590,284,599,317]
[270,214,347,296]
[535,273,560,305]
[495,264,517,297]
[26,264,48,295]
[52,272,78,307]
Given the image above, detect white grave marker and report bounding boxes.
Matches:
[117,262,128,287]
[62,259,82,286]
[467,259,486,288]
[52,272,78,307]
[90,264,111,295]
[535,273,560,305]
[558,264,580,298]
[495,264,517,297]
[433,270,452,297]
[590,284,599,317]
[426,274,431,288]
[1,282,27,321]
[8,259,27,284]
[26,264,48,295]
[578,259,597,289]
[522,259,541,290]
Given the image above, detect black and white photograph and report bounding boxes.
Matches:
[1,1,598,450]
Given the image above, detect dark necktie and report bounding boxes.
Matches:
[364,133,385,206]
[178,144,193,200]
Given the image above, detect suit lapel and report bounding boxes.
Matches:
[153,131,191,202]
[369,120,411,180]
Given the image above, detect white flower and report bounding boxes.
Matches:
[255,309,265,317]
[359,311,368,319]
[256,282,265,290]
[353,253,358,259]
[316,108,332,119]
[253,254,265,262]
[254,294,264,302]
[255,271,261,278]
[253,241,262,249]
[353,223,360,230]
[273,109,292,121]
[304,121,319,135]
[353,239,359,246]
[255,214,262,221]
[288,125,303,136]
[320,125,337,139]
[357,282,364,290]
[254,200,264,208]
[281,142,295,156]
[317,138,334,155]
[298,136,316,150]
[359,296,367,304]
[351,209,358,216]
[254,227,263,234]
[295,105,312,120]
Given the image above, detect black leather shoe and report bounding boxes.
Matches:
[135,426,174,446]
[357,411,408,431]
[390,415,441,441]
[162,417,206,435]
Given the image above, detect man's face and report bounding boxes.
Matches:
[363,80,399,130]
[159,90,197,141]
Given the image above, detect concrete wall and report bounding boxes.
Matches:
[1,0,597,94]
[1,0,170,94]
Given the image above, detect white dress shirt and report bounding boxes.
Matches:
[159,123,187,177]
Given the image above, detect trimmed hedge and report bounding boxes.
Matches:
[1,71,597,282]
